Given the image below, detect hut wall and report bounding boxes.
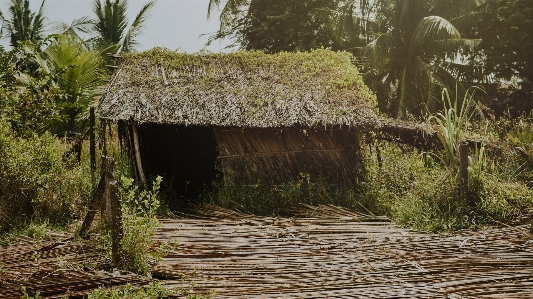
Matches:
[216,128,364,186]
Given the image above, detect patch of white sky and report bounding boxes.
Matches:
[0,0,234,52]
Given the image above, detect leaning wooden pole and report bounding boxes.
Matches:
[131,123,147,187]
[79,156,116,239]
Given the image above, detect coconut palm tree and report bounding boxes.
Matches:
[0,0,47,47]
[320,0,487,118]
[40,34,105,134]
[92,0,156,54]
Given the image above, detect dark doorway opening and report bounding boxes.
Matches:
[138,124,220,207]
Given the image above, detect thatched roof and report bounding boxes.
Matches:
[99,48,379,129]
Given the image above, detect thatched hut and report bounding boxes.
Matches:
[99,48,379,198]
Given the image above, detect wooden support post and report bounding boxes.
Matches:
[100,121,107,157]
[459,141,469,205]
[90,107,96,183]
[131,123,147,187]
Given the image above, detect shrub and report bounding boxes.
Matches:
[88,281,215,299]
[0,118,91,233]
[114,175,163,274]
[359,140,533,232]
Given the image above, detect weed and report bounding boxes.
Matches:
[111,175,163,274]
[20,286,42,299]
[87,281,215,299]
[205,174,363,216]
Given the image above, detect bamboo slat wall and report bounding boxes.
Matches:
[216,128,364,185]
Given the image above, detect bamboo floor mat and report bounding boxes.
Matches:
[0,237,149,298]
[1,204,532,298]
[154,204,533,298]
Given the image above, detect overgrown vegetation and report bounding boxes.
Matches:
[205,176,363,216]
[88,281,215,299]
[114,175,163,274]
[356,94,533,232]
[0,117,91,235]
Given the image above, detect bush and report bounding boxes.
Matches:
[0,118,91,233]
[88,281,215,299]
[359,141,533,232]
[112,175,163,274]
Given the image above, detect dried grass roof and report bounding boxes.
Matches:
[99,48,379,128]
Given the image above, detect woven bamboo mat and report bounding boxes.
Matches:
[154,204,533,298]
[0,237,150,298]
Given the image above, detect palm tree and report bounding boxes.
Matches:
[324,0,487,118]
[0,0,47,47]
[92,0,156,54]
[41,34,105,134]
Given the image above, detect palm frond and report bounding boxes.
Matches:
[207,0,223,19]
[429,0,488,20]
[122,0,155,53]
[316,4,358,44]
[364,33,393,73]
[409,16,461,59]
[30,0,46,42]
[217,0,249,32]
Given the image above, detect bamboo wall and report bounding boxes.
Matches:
[216,127,365,186]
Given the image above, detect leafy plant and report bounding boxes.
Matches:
[0,0,47,47]
[20,286,42,299]
[427,88,482,170]
[92,0,156,54]
[114,175,162,274]
[0,117,91,234]
[88,281,215,299]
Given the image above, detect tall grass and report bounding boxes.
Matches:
[356,92,533,232]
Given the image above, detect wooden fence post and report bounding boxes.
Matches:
[79,156,123,265]
[459,141,469,205]
[103,163,123,266]
[90,107,96,183]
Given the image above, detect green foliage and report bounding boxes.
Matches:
[427,89,482,169]
[41,34,105,135]
[0,43,68,134]
[496,114,533,187]
[0,0,47,47]
[478,0,533,84]
[114,175,162,274]
[92,0,156,54]
[88,281,215,299]
[359,142,533,232]
[358,0,485,117]
[0,118,91,234]
[20,286,42,299]
[206,175,361,216]
[209,0,349,53]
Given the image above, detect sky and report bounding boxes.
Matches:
[0,0,233,52]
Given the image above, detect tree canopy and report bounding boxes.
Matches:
[209,0,354,53]
[478,0,533,84]
[0,0,47,47]
[92,0,156,53]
